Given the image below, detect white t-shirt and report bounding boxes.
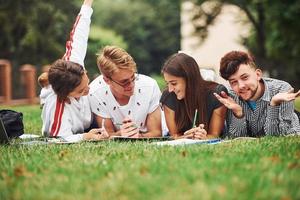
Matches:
[41,5,93,141]
[88,74,161,133]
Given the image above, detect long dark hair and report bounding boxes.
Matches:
[161,53,217,132]
[48,59,84,102]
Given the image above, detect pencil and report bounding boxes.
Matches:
[192,109,198,128]
[101,118,105,129]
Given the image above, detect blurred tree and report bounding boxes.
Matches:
[0,0,78,66]
[86,26,127,77]
[93,0,181,75]
[189,0,300,87]
[0,0,79,97]
[0,0,127,97]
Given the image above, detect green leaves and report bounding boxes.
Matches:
[93,0,180,75]
[191,0,300,87]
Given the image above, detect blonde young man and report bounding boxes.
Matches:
[214,51,300,137]
[88,46,162,138]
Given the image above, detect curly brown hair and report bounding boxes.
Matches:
[219,51,257,80]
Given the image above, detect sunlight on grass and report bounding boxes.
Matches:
[0,105,42,134]
[0,102,300,199]
[295,98,300,111]
[1,138,300,199]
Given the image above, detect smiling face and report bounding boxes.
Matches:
[228,64,263,101]
[68,72,90,99]
[106,69,136,98]
[163,72,186,100]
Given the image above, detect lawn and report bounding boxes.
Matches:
[0,101,300,200]
[295,98,300,111]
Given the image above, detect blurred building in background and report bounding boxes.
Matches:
[181,1,250,84]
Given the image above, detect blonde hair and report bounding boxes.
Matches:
[97,46,136,78]
[38,72,49,88]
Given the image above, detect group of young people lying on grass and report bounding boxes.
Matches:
[40,0,300,142]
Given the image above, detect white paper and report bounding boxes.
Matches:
[19,134,41,139]
[154,138,222,146]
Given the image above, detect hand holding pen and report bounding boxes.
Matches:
[183,124,207,140]
[85,121,109,140]
[183,109,207,140]
[119,117,140,137]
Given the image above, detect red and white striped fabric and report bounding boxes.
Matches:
[50,97,65,137]
[41,5,93,140]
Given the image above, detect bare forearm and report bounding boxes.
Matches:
[140,130,161,138]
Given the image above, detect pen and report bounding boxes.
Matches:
[101,118,105,129]
[192,109,198,128]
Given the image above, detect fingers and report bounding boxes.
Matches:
[193,126,207,139]
[120,122,139,137]
[183,125,207,140]
[213,92,222,100]
[99,128,109,138]
[86,128,109,140]
[214,92,228,105]
[287,88,300,98]
[198,124,205,129]
[220,91,229,98]
[89,128,102,134]
[288,88,294,93]
[121,121,136,129]
[128,132,140,138]
[122,128,139,137]
[193,132,207,140]
[184,130,206,140]
[295,90,300,98]
[182,131,193,138]
[183,129,192,136]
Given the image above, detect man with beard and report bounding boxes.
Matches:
[214,51,300,138]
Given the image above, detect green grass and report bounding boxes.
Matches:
[295,98,300,111]
[0,104,300,200]
[1,137,300,200]
[1,105,42,134]
[151,73,166,91]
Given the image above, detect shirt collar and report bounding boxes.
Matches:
[259,78,271,102]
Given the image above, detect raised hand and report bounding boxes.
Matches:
[270,88,300,106]
[83,0,93,6]
[214,91,244,118]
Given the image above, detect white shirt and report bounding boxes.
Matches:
[42,92,92,140]
[41,5,93,141]
[89,74,161,133]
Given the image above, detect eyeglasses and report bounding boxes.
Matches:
[109,73,139,88]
